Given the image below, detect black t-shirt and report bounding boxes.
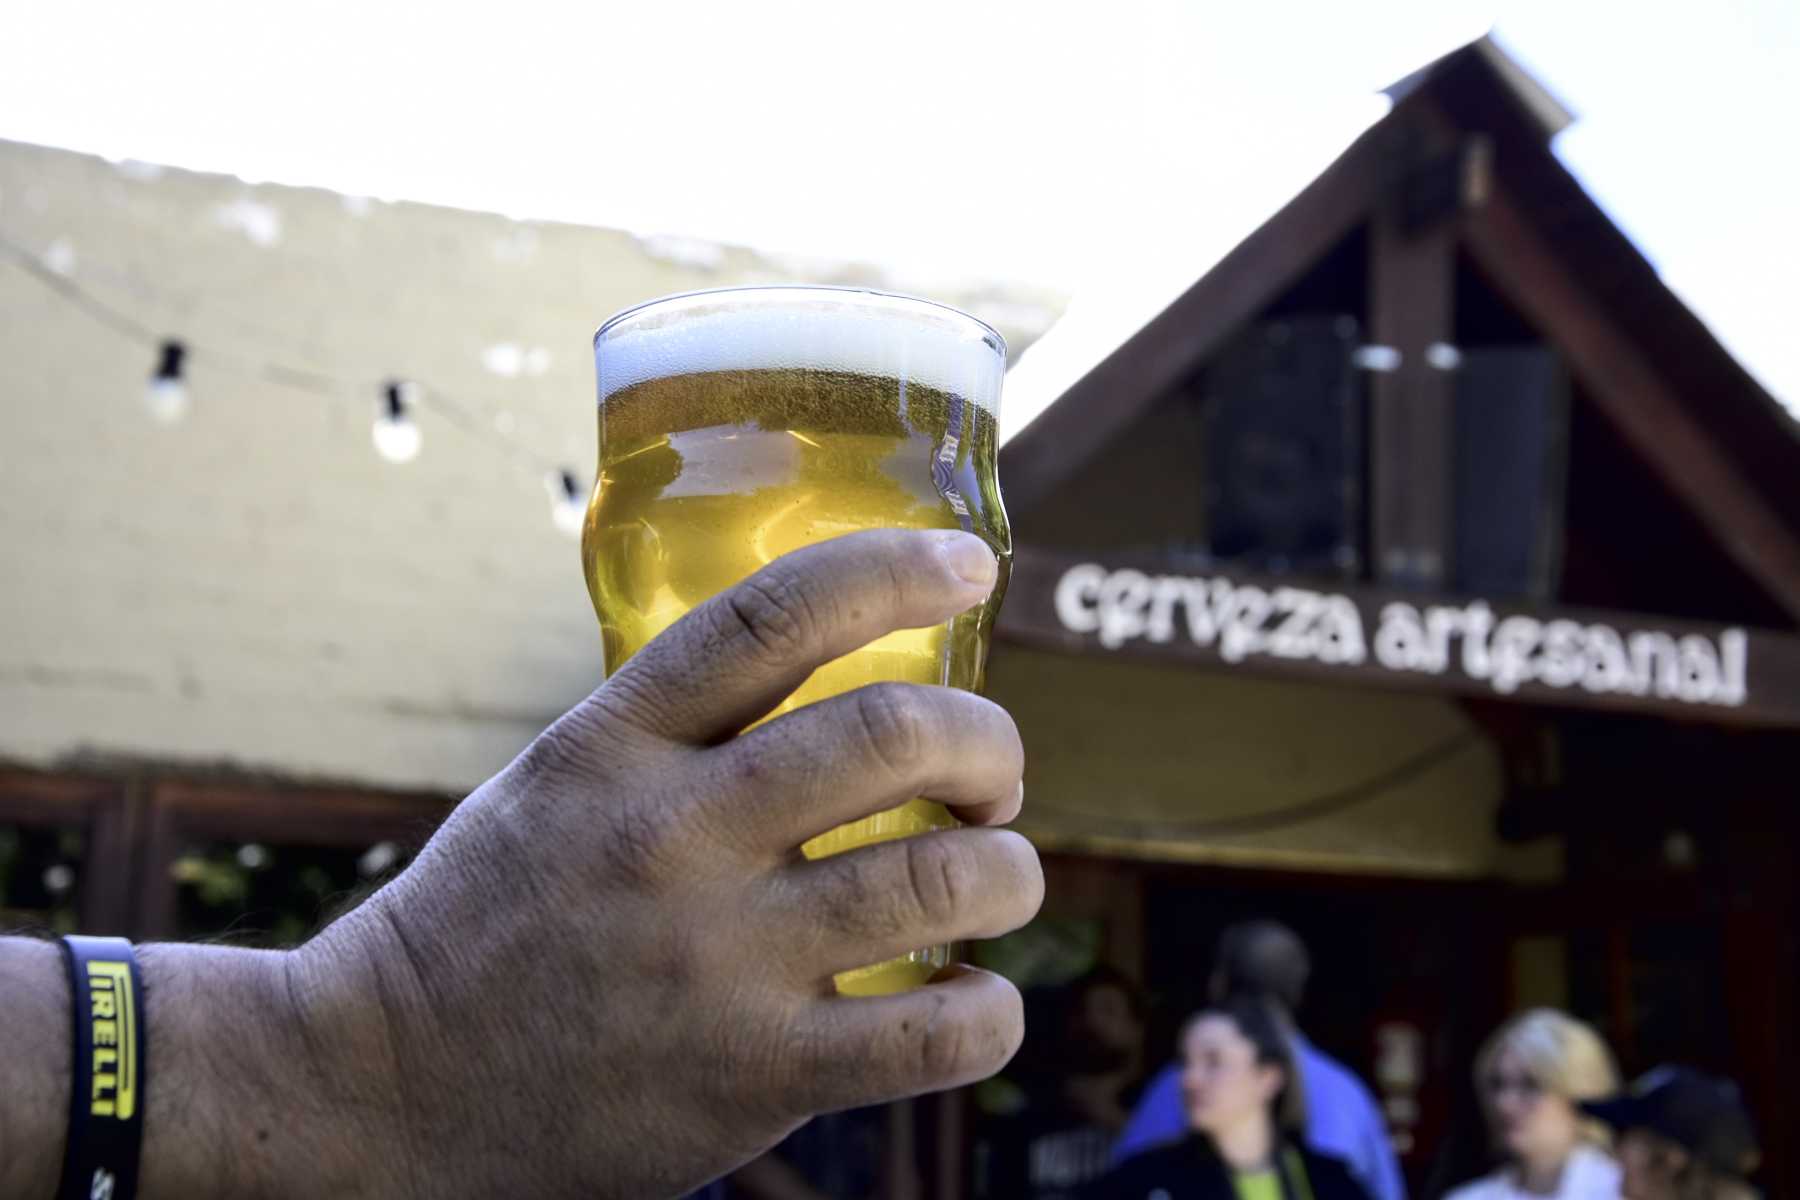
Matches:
[1081,1135,1371,1200]
[979,1102,1116,1200]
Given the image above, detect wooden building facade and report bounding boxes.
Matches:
[980,38,1800,1197]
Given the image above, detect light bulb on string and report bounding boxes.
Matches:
[145,340,189,424]
[547,468,587,537]
[372,380,422,464]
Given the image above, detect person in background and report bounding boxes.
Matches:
[1582,1068,1760,1200]
[980,967,1151,1198]
[1445,1009,1621,1200]
[1112,920,1405,1200]
[1083,995,1370,1200]
[1063,967,1153,1137]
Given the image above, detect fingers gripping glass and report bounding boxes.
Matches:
[585,287,1012,995]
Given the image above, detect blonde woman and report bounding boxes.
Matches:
[1447,1010,1622,1200]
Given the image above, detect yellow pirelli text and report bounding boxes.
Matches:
[85,962,136,1120]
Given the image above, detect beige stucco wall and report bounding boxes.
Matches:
[988,644,1509,876]
[0,138,1063,794]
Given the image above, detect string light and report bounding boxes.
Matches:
[358,841,400,878]
[547,469,587,538]
[1351,344,1402,372]
[4,228,584,531]
[145,340,190,424]
[1424,342,1463,371]
[372,379,423,464]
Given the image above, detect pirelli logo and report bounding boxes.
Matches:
[85,961,137,1120]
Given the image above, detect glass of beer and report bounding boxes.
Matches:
[584,286,1011,995]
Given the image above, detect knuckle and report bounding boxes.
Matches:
[531,673,675,778]
[518,716,591,785]
[904,833,974,928]
[912,994,968,1080]
[521,694,626,782]
[717,567,820,661]
[892,978,1020,1087]
[855,683,928,775]
[821,849,883,918]
[588,669,678,741]
[714,998,812,1127]
[945,986,1019,1080]
[881,552,914,611]
[796,851,888,952]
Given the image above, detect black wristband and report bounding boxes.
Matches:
[58,935,145,1200]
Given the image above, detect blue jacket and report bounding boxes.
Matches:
[1110,1033,1406,1200]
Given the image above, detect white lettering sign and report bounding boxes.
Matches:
[1054,564,1749,708]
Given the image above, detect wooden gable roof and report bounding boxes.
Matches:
[1000,37,1800,625]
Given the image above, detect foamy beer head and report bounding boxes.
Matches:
[584,287,1011,995]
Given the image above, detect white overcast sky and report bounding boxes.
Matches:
[3,0,1796,434]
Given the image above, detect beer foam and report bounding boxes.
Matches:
[595,289,1006,411]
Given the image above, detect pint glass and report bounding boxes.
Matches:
[584,287,1012,995]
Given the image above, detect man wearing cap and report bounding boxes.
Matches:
[1582,1068,1761,1200]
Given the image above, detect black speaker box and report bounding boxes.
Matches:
[1201,315,1363,576]
[1453,345,1568,598]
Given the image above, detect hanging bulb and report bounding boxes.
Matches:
[546,468,586,537]
[145,340,189,424]
[372,380,422,463]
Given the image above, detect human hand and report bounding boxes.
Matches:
[291,529,1042,1198]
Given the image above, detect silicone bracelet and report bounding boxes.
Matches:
[58,935,145,1200]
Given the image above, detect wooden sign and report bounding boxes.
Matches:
[998,548,1800,728]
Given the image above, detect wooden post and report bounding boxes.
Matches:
[1368,163,1457,589]
[1604,924,1637,1069]
[932,1088,967,1200]
[1719,795,1797,1197]
[82,775,138,935]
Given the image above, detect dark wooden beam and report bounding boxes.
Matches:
[144,780,451,843]
[133,780,452,939]
[1462,184,1800,624]
[1720,800,1800,1198]
[997,546,1800,728]
[999,121,1404,515]
[1369,185,1457,588]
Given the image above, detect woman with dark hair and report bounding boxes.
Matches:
[1083,995,1369,1200]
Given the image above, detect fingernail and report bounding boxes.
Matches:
[939,532,998,588]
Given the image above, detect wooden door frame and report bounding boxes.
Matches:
[133,779,454,940]
[0,767,137,933]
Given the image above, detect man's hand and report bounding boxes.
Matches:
[288,528,1042,1197]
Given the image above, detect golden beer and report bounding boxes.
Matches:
[584,289,1011,995]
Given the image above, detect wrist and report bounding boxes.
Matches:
[278,920,421,1200]
[0,937,69,1199]
[289,828,598,1200]
[134,941,405,1200]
